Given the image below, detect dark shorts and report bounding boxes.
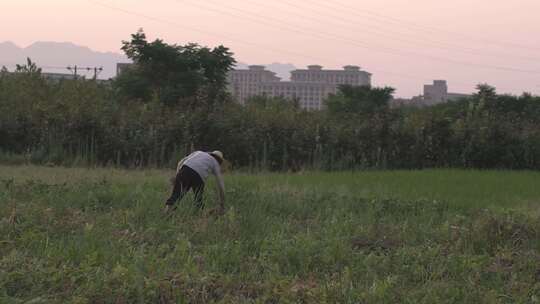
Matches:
[165,165,205,209]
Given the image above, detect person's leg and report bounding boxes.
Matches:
[165,168,191,208]
[180,165,205,210]
[193,183,205,210]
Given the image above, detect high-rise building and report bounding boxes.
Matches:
[226,65,280,105]
[116,63,133,76]
[228,65,371,109]
[423,80,470,104]
[116,62,372,109]
[423,80,449,104]
[259,81,337,110]
[391,80,471,107]
[291,65,370,86]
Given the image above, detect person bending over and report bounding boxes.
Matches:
[165,150,225,214]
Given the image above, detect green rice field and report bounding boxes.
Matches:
[1,165,539,303]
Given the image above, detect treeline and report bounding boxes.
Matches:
[1,31,539,170]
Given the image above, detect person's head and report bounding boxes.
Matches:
[209,150,224,165]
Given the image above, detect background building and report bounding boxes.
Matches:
[290,65,370,86]
[4,70,79,82]
[117,62,372,109]
[423,80,449,104]
[392,80,471,107]
[259,81,337,110]
[116,63,133,76]
[226,65,280,105]
[228,65,372,109]
[423,80,471,104]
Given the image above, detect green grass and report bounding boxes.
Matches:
[1,165,539,303]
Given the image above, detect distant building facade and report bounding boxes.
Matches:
[228,65,372,109]
[116,63,133,76]
[424,80,471,104]
[226,65,281,105]
[290,65,371,86]
[4,70,78,82]
[115,62,372,109]
[41,72,78,81]
[423,80,448,104]
[259,81,337,110]
[392,80,471,107]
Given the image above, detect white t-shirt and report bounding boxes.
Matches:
[179,151,221,181]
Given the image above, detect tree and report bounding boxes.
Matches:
[246,95,300,110]
[475,83,497,100]
[14,58,42,76]
[116,29,236,106]
[325,85,395,114]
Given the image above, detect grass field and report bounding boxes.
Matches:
[1,165,539,303]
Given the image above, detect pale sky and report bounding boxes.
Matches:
[2,0,540,97]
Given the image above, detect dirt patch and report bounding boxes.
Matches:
[486,257,514,274]
[351,236,402,252]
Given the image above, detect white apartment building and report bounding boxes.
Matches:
[116,63,133,76]
[226,65,280,105]
[391,80,471,107]
[423,80,448,104]
[259,81,337,110]
[228,65,372,109]
[116,62,372,109]
[291,65,371,86]
[424,80,470,104]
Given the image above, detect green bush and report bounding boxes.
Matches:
[1,59,540,171]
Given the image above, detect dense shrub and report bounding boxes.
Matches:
[1,61,539,170]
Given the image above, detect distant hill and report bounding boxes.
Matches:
[0,41,128,79]
[0,41,296,79]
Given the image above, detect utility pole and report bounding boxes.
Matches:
[66,66,104,79]
[92,67,103,79]
[67,65,78,78]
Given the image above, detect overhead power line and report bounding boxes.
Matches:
[170,0,540,74]
[308,0,540,52]
[2,64,68,70]
[67,66,104,78]
[2,64,104,78]
[86,0,334,64]
[255,0,540,62]
[85,0,450,83]
[85,0,520,92]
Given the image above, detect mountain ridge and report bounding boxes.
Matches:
[0,41,296,80]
